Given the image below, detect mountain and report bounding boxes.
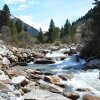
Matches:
[11,16,39,36]
[24,23,39,36]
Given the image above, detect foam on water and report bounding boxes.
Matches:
[61,70,100,96]
[28,49,100,96]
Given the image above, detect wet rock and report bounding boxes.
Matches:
[44,76,61,84]
[32,70,43,75]
[34,59,55,64]
[43,72,53,75]
[16,61,28,66]
[76,88,91,92]
[63,92,80,100]
[83,94,100,100]
[86,58,100,69]
[58,73,74,81]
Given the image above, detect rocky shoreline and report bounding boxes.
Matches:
[0,42,100,100]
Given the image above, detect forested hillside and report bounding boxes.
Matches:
[0,4,39,47]
[72,0,100,58]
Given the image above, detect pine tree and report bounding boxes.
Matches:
[64,19,71,36]
[24,24,27,31]
[15,20,22,33]
[2,4,11,25]
[60,26,64,38]
[48,19,56,43]
[10,20,19,43]
[37,28,43,43]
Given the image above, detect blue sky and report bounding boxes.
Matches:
[0,0,94,31]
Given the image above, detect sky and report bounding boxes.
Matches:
[0,0,94,31]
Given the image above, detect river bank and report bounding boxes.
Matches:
[0,42,100,100]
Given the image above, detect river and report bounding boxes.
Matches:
[27,48,100,97]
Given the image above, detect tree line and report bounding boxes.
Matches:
[37,19,76,44]
[0,4,28,44]
[0,4,76,45]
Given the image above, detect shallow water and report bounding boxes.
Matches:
[27,49,100,96]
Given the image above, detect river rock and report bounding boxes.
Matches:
[5,69,27,78]
[33,53,44,58]
[8,55,18,63]
[34,58,55,64]
[63,92,80,100]
[0,81,9,90]
[86,58,100,69]
[2,57,10,66]
[21,87,31,93]
[44,76,61,84]
[24,88,68,100]
[83,94,100,100]
[58,73,74,81]
[76,88,91,92]
[39,80,63,93]
[0,70,9,81]
[11,75,26,84]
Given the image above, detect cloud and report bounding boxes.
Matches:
[4,0,26,4]
[17,14,48,31]
[18,4,28,10]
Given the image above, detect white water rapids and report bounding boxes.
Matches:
[28,48,100,97]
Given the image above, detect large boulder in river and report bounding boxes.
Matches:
[34,59,55,64]
[85,58,100,69]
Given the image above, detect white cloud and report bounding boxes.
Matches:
[17,14,48,31]
[18,4,28,10]
[4,0,26,4]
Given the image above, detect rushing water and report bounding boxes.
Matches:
[27,49,100,96]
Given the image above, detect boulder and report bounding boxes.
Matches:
[33,53,44,58]
[24,88,68,100]
[63,92,80,100]
[22,87,31,93]
[34,59,55,64]
[22,53,28,58]
[86,58,100,69]
[2,57,10,65]
[28,74,43,80]
[16,61,28,66]
[11,75,26,84]
[0,70,9,81]
[39,80,63,93]
[83,95,100,100]
[58,73,74,81]
[20,79,29,87]
[44,76,61,84]
[5,69,27,78]
[8,55,18,63]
